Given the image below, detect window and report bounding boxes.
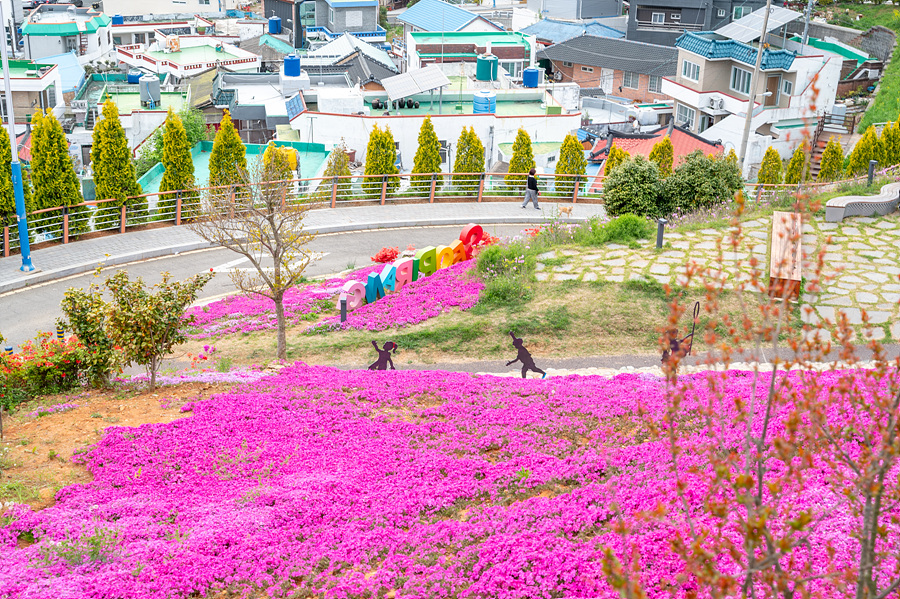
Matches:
[733,6,746,19]
[500,61,522,77]
[301,2,316,27]
[717,8,726,17]
[623,71,639,89]
[730,65,752,95]
[671,13,680,20]
[649,75,661,93]
[651,12,665,23]
[47,83,56,108]
[134,33,145,44]
[329,7,334,23]
[581,66,594,73]
[200,0,210,4]
[562,61,573,67]
[676,103,696,130]
[783,79,793,97]
[682,59,699,81]
[113,36,122,45]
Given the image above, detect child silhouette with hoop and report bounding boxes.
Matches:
[506,331,546,379]
[369,340,397,370]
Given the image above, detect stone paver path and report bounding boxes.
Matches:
[533,213,900,342]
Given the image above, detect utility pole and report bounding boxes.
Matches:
[801,0,815,45]
[738,0,774,176]
[0,0,33,272]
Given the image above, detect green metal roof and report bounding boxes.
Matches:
[2,59,54,78]
[23,12,111,36]
[410,31,530,46]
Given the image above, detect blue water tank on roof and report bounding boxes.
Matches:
[268,16,282,35]
[473,90,497,114]
[284,54,301,77]
[112,14,124,25]
[523,67,540,88]
[127,70,142,84]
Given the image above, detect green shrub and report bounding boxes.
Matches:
[603,156,662,218]
[756,146,783,185]
[604,146,630,175]
[603,214,653,244]
[0,333,85,408]
[505,128,535,188]
[648,136,674,176]
[817,137,844,182]
[662,150,743,212]
[785,144,808,185]
[481,275,533,307]
[476,243,535,277]
[554,133,587,197]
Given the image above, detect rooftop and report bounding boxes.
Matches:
[103,90,187,114]
[676,31,796,71]
[789,35,869,68]
[409,31,532,46]
[145,45,245,65]
[521,18,624,43]
[1,59,55,79]
[361,98,555,117]
[397,0,499,33]
[589,124,723,170]
[23,6,111,36]
[536,34,677,77]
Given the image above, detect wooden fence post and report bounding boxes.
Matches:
[62,206,69,244]
[176,193,182,225]
[282,186,287,210]
[2,226,8,258]
[429,174,436,203]
[331,178,338,209]
[477,174,485,203]
[572,175,580,204]
[380,176,387,206]
[120,204,127,233]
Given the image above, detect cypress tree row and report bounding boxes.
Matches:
[505,128,535,187]
[318,139,352,202]
[452,127,484,188]
[604,146,630,175]
[411,115,442,193]
[846,126,881,177]
[31,109,86,235]
[784,143,808,185]
[158,107,197,218]
[208,109,247,189]
[362,124,399,199]
[817,137,844,182]
[756,146,783,185]
[554,133,587,197]
[880,121,900,167]
[91,100,143,229]
[648,136,674,177]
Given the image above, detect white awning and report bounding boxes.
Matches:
[381,65,450,101]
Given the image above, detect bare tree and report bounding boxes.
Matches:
[190,149,318,360]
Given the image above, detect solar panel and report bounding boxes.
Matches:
[381,65,451,101]
[286,94,305,120]
[715,6,802,44]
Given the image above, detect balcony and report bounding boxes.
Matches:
[636,20,704,32]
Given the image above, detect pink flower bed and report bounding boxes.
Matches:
[0,365,893,598]
[185,266,381,339]
[312,260,484,332]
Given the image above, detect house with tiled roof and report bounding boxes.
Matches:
[22,5,114,66]
[660,6,843,175]
[521,18,624,46]
[588,122,723,174]
[397,0,503,36]
[536,35,676,103]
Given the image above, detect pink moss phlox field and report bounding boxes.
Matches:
[1,366,894,599]
[314,261,484,332]
[26,403,79,418]
[186,266,382,338]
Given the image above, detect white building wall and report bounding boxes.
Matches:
[25,26,113,66]
[99,0,235,17]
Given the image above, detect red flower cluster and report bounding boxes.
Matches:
[371,246,400,263]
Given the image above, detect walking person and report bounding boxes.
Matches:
[521,168,540,210]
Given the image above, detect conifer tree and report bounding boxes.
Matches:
[411,116,442,193]
[725,148,739,166]
[846,126,881,177]
[91,100,143,229]
[784,143,808,185]
[554,133,587,197]
[363,124,399,199]
[0,126,33,226]
[318,138,352,202]
[604,146,630,175]
[31,109,86,234]
[452,127,484,188]
[158,107,197,218]
[648,135,674,177]
[817,136,844,182]
[505,128,535,187]
[208,109,247,189]
[756,146,783,185]
[880,121,900,167]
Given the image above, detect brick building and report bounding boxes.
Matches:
[536,35,676,103]
[406,31,536,76]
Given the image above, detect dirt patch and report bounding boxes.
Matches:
[0,382,228,512]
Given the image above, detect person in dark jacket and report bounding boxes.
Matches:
[506,331,546,379]
[521,168,540,209]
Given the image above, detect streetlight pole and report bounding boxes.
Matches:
[738,0,774,176]
[0,0,33,272]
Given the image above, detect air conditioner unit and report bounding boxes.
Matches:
[714,97,725,110]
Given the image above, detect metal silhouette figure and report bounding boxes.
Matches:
[662,302,700,365]
[506,331,546,379]
[369,340,397,370]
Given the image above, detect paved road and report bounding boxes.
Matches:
[0,224,526,349]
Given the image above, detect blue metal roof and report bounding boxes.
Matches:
[676,31,795,70]
[324,0,379,7]
[397,0,482,32]
[38,51,85,94]
[521,18,624,43]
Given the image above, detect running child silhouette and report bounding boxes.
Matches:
[506,331,546,379]
[369,340,397,370]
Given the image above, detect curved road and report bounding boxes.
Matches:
[0,224,527,349]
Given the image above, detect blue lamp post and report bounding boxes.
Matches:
[0,1,33,272]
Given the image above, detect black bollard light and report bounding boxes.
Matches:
[340,294,348,323]
[868,159,877,187]
[656,218,667,249]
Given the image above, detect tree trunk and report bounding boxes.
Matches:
[275,294,287,361]
[149,357,157,392]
